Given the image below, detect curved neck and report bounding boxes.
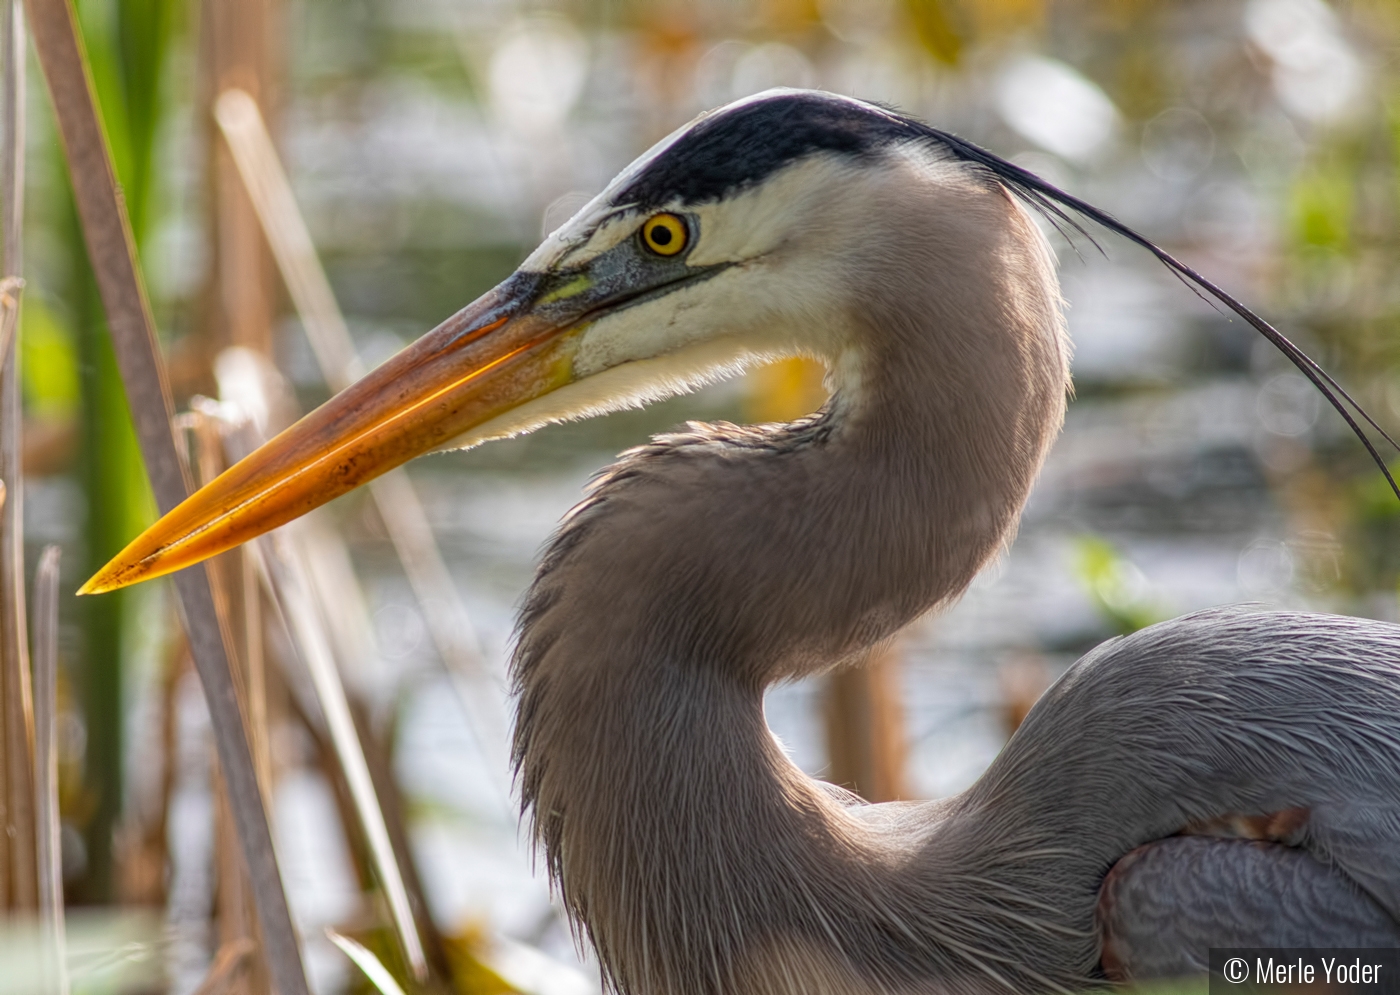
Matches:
[511,191,1069,995]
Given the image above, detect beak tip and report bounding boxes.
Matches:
[79,560,138,596]
[77,575,110,596]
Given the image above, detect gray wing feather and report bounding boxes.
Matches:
[1098,836,1400,981]
[952,608,1400,986]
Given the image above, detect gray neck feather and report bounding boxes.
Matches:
[511,171,1074,994]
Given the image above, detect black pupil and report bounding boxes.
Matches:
[651,224,673,246]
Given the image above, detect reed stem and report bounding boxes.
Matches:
[24,1,307,989]
[214,87,509,797]
[32,544,67,995]
[0,0,36,914]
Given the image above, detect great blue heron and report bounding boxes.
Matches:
[86,90,1400,992]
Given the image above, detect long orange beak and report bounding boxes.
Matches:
[81,272,585,594]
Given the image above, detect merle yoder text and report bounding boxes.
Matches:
[1209,948,1400,994]
[1250,957,1379,985]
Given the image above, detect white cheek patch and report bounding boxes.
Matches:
[571,264,829,379]
[573,278,741,377]
[438,335,795,453]
[685,154,868,266]
[570,208,859,387]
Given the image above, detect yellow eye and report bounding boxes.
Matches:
[640,213,689,257]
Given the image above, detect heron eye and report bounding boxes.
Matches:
[640,213,689,257]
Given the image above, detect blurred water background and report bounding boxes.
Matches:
[15,0,1400,991]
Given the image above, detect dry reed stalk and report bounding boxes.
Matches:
[242,548,270,794]
[23,1,308,989]
[248,529,428,980]
[210,350,452,980]
[289,674,457,980]
[344,694,454,978]
[0,0,19,351]
[115,633,185,906]
[212,91,507,784]
[182,408,268,995]
[0,475,6,904]
[823,640,909,803]
[0,275,20,386]
[267,564,453,979]
[212,773,259,995]
[32,544,67,995]
[198,0,280,356]
[0,0,36,914]
[191,938,256,995]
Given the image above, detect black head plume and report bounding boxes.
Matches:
[916,124,1400,500]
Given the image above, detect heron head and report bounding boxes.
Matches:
[82,89,1058,594]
